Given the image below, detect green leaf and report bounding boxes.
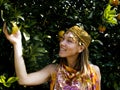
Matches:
[17,15,25,21]
[23,31,30,41]
[102,4,117,25]
[0,75,6,84]
[6,77,18,84]
[2,77,19,88]
[3,83,11,88]
[0,0,4,6]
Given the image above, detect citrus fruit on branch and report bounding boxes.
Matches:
[98,25,106,33]
[58,30,65,41]
[117,13,120,20]
[109,0,120,6]
[7,21,20,34]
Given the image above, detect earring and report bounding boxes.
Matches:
[79,42,82,45]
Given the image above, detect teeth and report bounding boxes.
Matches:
[60,48,65,51]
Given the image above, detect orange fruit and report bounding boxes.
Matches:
[58,30,65,37]
[98,25,106,33]
[11,21,19,34]
[117,13,120,20]
[109,0,119,6]
[58,30,65,41]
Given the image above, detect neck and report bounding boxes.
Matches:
[66,55,78,68]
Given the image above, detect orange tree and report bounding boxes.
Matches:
[0,0,120,89]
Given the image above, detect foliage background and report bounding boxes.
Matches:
[0,0,120,90]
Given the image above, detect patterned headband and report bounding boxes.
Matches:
[67,25,91,48]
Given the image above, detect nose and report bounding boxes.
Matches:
[60,39,66,46]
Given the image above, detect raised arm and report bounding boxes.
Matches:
[3,23,55,86]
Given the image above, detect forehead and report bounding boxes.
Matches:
[65,31,74,37]
[64,31,78,41]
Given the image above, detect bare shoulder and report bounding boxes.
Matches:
[90,64,101,80]
[90,64,100,73]
[45,63,58,73]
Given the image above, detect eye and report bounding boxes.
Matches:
[67,39,73,43]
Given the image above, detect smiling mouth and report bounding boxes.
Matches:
[60,47,66,51]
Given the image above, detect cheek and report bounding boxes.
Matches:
[68,45,80,54]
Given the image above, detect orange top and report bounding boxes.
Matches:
[50,64,100,90]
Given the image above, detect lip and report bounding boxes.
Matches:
[59,47,66,54]
[60,46,66,51]
[60,48,65,51]
[59,47,66,57]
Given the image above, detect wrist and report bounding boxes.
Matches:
[13,42,23,56]
[13,42,23,51]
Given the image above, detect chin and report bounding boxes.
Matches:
[59,53,66,58]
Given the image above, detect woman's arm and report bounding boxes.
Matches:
[3,23,55,86]
[14,43,54,86]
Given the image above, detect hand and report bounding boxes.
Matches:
[3,22,22,45]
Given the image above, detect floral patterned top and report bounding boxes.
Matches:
[50,64,100,90]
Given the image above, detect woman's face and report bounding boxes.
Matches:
[59,32,83,58]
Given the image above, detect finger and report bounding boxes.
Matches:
[3,22,9,35]
[3,22,10,39]
[3,22,7,33]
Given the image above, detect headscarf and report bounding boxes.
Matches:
[67,25,91,48]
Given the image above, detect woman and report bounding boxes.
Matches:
[3,23,101,90]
